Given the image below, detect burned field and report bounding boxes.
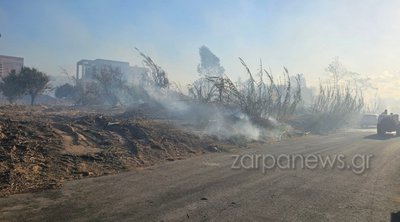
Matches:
[0,105,218,197]
[0,53,364,198]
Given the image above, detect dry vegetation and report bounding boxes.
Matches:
[189,58,302,126]
[302,84,364,133]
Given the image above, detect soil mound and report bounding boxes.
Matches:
[0,106,215,197]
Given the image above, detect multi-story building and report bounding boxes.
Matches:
[129,65,149,85]
[0,55,24,78]
[76,58,148,84]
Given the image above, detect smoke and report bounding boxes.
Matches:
[140,85,262,141]
[204,113,261,140]
[72,50,297,142]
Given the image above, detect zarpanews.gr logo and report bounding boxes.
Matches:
[231,153,374,175]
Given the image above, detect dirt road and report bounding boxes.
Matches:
[1,130,400,221]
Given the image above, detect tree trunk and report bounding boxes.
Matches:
[30,95,35,106]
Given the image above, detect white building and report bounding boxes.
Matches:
[76,59,148,84]
[129,65,149,85]
[0,55,24,78]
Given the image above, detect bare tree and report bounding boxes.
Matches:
[326,57,347,86]
[92,66,125,106]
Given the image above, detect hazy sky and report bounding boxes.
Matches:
[1,0,399,99]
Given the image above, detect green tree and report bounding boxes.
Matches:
[197,45,225,77]
[0,70,25,104]
[55,83,75,99]
[19,67,50,105]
